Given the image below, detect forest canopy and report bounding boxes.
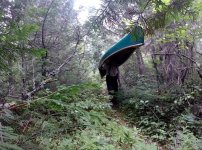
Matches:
[0,0,202,149]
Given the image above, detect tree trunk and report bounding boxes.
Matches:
[135,48,145,75]
[41,0,54,77]
[8,61,14,96]
[151,46,164,85]
[32,57,36,90]
[21,53,27,99]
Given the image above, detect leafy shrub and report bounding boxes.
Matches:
[117,76,202,144]
[170,129,202,150]
[8,83,157,149]
[0,109,22,150]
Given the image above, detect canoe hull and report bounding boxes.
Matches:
[99,26,144,77]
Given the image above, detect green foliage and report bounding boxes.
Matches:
[0,23,39,71]
[0,125,22,150]
[8,83,157,149]
[174,113,202,137]
[118,76,202,145]
[170,129,202,150]
[31,48,47,58]
[145,0,195,34]
[0,109,22,150]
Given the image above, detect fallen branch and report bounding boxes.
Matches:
[22,78,54,100]
[0,102,28,113]
[22,28,81,100]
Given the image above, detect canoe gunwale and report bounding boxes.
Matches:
[98,43,144,68]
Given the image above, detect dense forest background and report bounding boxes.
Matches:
[0,0,202,149]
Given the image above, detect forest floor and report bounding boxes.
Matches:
[1,83,159,149]
[109,107,167,150]
[2,83,201,149]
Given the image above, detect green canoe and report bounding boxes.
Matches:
[99,26,144,78]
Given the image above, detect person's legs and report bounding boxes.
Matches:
[108,76,119,107]
[114,75,118,92]
[106,75,113,94]
[109,76,118,91]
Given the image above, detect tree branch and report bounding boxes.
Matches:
[22,28,82,100]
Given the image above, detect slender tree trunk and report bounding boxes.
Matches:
[8,61,14,96]
[151,46,164,85]
[32,57,36,90]
[187,41,194,75]
[135,48,145,75]
[41,0,54,77]
[21,53,27,99]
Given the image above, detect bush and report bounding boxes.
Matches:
[117,76,202,145]
[5,83,157,149]
[170,129,202,150]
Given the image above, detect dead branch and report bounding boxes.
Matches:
[22,27,82,100]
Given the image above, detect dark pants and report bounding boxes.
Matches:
[106,75,118,93]
[106,75,119,107]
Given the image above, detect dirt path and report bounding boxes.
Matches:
[109,107,168,150]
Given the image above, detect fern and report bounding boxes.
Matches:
[12,83,157,149]
[0,123,22,150]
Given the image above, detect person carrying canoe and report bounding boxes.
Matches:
[103,63,120,95]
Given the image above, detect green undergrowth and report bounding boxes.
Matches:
[1,83,157,150]
[117,77,202,149]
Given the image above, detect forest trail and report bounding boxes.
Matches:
[109,107,131,127]
[109,106,167,150]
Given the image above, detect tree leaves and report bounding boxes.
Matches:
[11,83,157,149]
[0,23,39,71]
